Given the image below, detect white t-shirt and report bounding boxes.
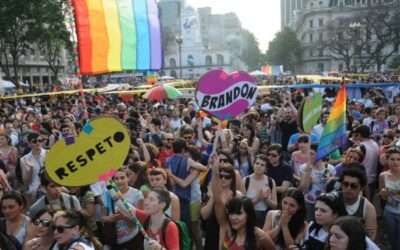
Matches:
[115,187,144,244]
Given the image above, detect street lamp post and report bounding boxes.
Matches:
[176,36,183,79]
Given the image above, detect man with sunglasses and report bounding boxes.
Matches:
[336,166,377,240]
[20,132,47,205]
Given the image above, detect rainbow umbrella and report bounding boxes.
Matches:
[143,84,182,101]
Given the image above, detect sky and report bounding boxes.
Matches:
[186,0,281,52]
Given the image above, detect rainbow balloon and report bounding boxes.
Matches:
[72,0,162,75]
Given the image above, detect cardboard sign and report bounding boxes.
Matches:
[302,93,323,133]
[45,117,130,186]
[195,70,258,120]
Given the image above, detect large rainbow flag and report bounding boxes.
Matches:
[316,85,347,160]
[72,0,162,75]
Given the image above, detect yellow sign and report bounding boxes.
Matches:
[45,117,130,186]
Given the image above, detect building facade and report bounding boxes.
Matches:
[281,0,305,29]
[289,0,400,73]
[159,0,247,79]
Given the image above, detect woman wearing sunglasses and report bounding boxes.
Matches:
[210,154,275,250]
[201,153,241,250]
[23,209,54,250]
[51,210,100,250]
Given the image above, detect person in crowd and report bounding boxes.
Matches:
[335,147,365,178]
[328,216,380,250]
[378,129,396,172]
[51,210,100,250]
[299,144,335,221]
[240,124,260,160]
[148,167,180,221]
[233,139,254,178]
[102,169,144,249]
[303,193,340,250]
[69,185,101,237]
[120,188,180,250]
[265,144,294,198]
[0,191,30,247]
[158,133,175,168]
[0,132,18,188]
[291,135,311,179]
[23,209,54,250]
[379,147,400,250]
[370,108,389,141]
[336,166,377,240]
[20,132,47,205]
[125,161,148,192]
[351,125,379,200]
[263,188,307,250]
[243,154,277,227]
[200,152,242,250]
[168,145,206,250]
[210,154,276,250]
[29,173,81,218]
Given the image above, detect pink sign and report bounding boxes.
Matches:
[196,70,258,120]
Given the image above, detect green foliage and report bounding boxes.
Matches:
[0,0,70,87]
[240,29,262,71]
[265,27,302,72]
[389,55,400,71]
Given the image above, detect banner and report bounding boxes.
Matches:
[195,70,258,121]
[302,93,323,133]
[45,117,130,186]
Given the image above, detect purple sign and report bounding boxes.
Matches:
[196,70,258,120]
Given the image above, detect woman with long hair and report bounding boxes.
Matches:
[0,133,18,188]
[263,188,307,250]
[200,152,241,250]
[0,191,30,247]
[210,154,275,250]
[379,147,400,250]
[327,216,379,250]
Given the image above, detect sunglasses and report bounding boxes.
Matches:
[298,139,309,143]
[33,219,52,227]
[30,138,44,144]
[342,181,360,190]
[267,153,279,157]
[53,224,76,233]
[219,173,233,180]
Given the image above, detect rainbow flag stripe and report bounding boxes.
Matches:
[73,0,162,75]
[316,85,347,160]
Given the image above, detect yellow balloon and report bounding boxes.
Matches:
[45,117,130,186]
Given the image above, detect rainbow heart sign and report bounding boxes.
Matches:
[45,117,130,187]
[195,70,258,120]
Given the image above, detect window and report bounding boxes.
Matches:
[205,55,212,65]
[309,33,313,42]
[187,55,194,66]
[169,58,177,67]
[319,18,324,27]
[319,32,323,41]
[318,63,324,72]
[309,49,313,57]
[319,49,324,56]
[339,64,344,72]
[217,54,224,65]
[309,19,314,28]
[170,70,177,78]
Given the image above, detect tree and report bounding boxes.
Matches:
[0,0,70,88]
[265,27,302,72]
[322,2,400,72]
[33,0,71,87]
[0,0,38,86]
[389,55,400,70]
[239,29,262,71]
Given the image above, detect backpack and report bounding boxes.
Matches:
[245,176,273,191]
[144,216,192,250]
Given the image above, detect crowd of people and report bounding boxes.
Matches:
[0,83,398,250]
